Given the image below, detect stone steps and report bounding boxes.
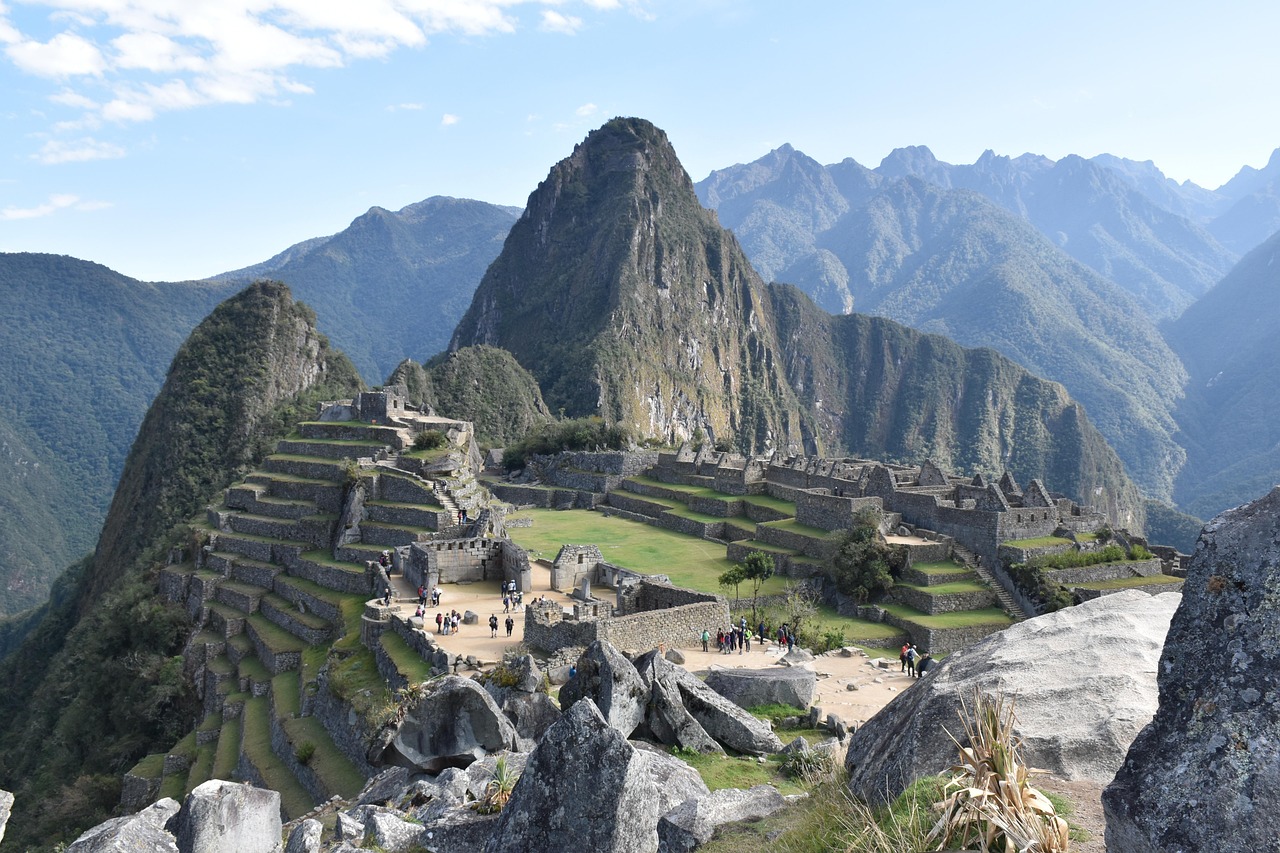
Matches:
[260,592,333,645]
[277,437,389,460]
[375,469,441,505]
[245,614,307,675]
[226,633,255,666]
[227,485,320,521]
[264,454,353,482]
[226,511,334,549]
[953,543,1031,622]
[214,579,269,614]
[357,521,429,547]
[206,602,248,638]
[335,542,390,566]
[236,654,274,697]
[211,530,308,565]
[245,472,345,512]
[290,551,370,596]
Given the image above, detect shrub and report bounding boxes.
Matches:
[1130,543,1154,560]
[1006,563,1073,614]
[413,429,447,451]
[503,417,631,471]
[826,508,902,603]
[294,741,316,765]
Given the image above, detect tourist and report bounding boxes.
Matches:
[916,652,932,678]
[757,621,767,648]
[738,627,745,655]
[503,595,510,614]
[432,586,441,606]
[435,612,443,633]
[417,584,426,607]
[701,628,710,653]
[906,644,918,677]
[744,628,752,652]
[515,590,523,610]
[786,629,795,653]
[489,614,499,638]
[381,586,392,607]
[716,629,725,652]
[414,603,424,618]
[451,612,460,633]
[505,614,515,637]
[900,643,910,673]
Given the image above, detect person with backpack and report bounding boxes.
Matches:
[488,614,499,638]
[505,614,515,637]
[900,643,910,672]
[701,629,710,653]
[906,644,918,677]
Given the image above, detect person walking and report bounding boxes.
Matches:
[701,629,710,653]
[488,614,499,638]
[906,644,918,677]
[900,643,910,673]
[505,614,515,637]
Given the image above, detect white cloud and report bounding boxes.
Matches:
[575,102,597,117]
[7,32,106,77]
[441,113,459,126]
[540,10,582,34]
[387,102,424,111]
[34,137,126,164]
[1,192,112,219]
[49,90,98,110]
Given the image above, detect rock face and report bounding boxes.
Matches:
[845,589,1179,804]
[558,640,649,737]
[705,667,815,709]
[673,667,784,756]
[633,649,723,754]
[68,798,180,853]
[0,789,11,847]
[168,781,281,853]
[485,699,660,853]
[379,676,518,772]
[482,655,561,745]
[630,743,711,816]
[1104,487,1280,852]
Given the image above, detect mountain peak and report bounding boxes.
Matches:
[877,144,941,177]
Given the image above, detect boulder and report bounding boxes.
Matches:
[462,610,479,625]
[704,667,815,710]
[464,751,530,803]
[68,798,180,853]
[1104,488,1280,852]
[366,810,427,852]
[657,785,786,852]
[673,667,784,755]
[497,690,562,745]
[333,812,365,843]
[416,806,501,853]
[664,648,686,665]
[844,589,1179,804]
[283,819,321,853]
[485,699,660,852]
[0,789,11,847]
[377,676,518,772]
[355,767,413,807]
[558,640,648,737]
[633,650,722,755]
[779,648,814,664]
[168,781,281,853]
[630,742,711,816]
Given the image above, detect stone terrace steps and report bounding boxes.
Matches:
[214,580,269,614]
[357,520,430,547]
[225,485,320,521]
[276,437,391,460]
[953,543,1031,622]
[260,592,333,645]
[264,454,354,482]
[239,695,315,821]
[298,420,407,446]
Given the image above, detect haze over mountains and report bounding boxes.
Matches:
[2,121,1279,615]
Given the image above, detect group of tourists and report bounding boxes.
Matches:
[435,609,463,635]
[700,618,797,654]
[416,584,442,608]
[899,642,933,678]
[500,579,523,613]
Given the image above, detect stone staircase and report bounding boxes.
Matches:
[952,543,1032,622]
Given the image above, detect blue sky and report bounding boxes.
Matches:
[2,0,1278,282]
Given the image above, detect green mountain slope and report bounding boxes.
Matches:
[450,117,1143,524]
[212,196,520,380]
[0,281,362,849]
[0,253,239,614]
[1168,229,1280,518]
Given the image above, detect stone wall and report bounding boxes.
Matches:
[1044,558,1163,585]
[1073,580,1183,601]
[523,584,729,655]
[405,538,503,590]
[889,585,997,615]
[755,523,838,559]
[795,490,879,532]
[551,544,602,592]
[500,539,533,593]
[617,580,724,615]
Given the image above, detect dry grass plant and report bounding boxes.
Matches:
[926,690,1070,852]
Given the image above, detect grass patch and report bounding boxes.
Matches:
[894,580,991,596]
[1069,574,1182,590]
[158,769,188,802]
[185,746,215,795]
[237,653,271,685]
[673,749,804,796]
[241,696,314,819]
[745,704,809,725]
[128,753,165,779]
[380,632,434,684]
[247,614,307,654]
[1004,535,1073,549]
[211,718,242,780]
[282,716,366,799]
[760,518,842,539]
[910,560,971,576]
[272,672,301,718]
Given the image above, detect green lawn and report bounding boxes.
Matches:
[759,518,841,539]
[506,508,789,596]
[1003,535,1073,549]
[910,560,970,576]
[879,602,1013,629]
[624,477,796,516]
[894,580,991,596]
[1070,575,1182,590]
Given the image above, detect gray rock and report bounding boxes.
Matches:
[547,664,573,685]
[355,767,413,806]
[334,812,365,843]
[559,640,649,737]
[169,781,281,853]
[825,714,848,739]
[0,789,11,847]
[630,743,711,816]
[1104,488,1280,853]
[781,737,812,756]
[704,667,815,710]
[464,751,530,802]
[69,798,180,853]
[418,806,501,853]
[664,648,686,665]
[673,667,784,755]
[507,654,545,693]
[657,785,786,852]
[845,589,1179,804]
[498,690,562,746]
[806,706,822,728]
[484,699,660,852]
[779,648,814,664]
[633,650,722,755]
[378,676,518,772]
[366,811,426,852]
[463,610,479,625]
[283,819,321,853]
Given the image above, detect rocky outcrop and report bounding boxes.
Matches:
[631,743,711,816]
[634,650,723,754]
[673,667,784,756]
[845,589,1179,804]
[705,666,815,709]
[485,700,660,853]
[283,819,321,853]
[657,785,786,853]
[481,655,561,745]
[559,640,649,737]
[0,789,11,847]
[67,798,180,853]
[1104,487,1280,852]
[376,676,518,772]
[168,781,281,853]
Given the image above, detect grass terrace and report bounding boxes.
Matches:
[1069,575,1183,590]
[878,602,1014,630]
[910,560,972,577]
[506,508,790,596]
[1003,535,1073,549]
[894,579,991,596]
[624,476,797,515]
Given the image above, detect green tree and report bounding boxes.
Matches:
[740,551,775,623]
[827,508,899,604]
[719,563,747,605]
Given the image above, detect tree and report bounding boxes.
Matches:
[783,581,820,640]
[718,563,747,605]
[740,551,775,623]
[827,508,899,604]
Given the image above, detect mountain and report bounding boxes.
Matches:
[0,281,362,849]
[698,149,1187,501]
[1088,153,1227,223]
[451,119,816,455]
[451,117,1144,523]
[388,345,551,445]
[1167,229,1280,519]
[0,253,239,615]
[211,196,521,381]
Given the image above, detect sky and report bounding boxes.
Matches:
[2,0,1279,282]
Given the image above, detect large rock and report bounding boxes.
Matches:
[673,667,784,755]
[657,785,786,853]
[377,676,518,772]
[283,820,321,853]
[485,699,660,852]
[845,589,1179,804]
[68,798,180,853]
[1105,488,1280,852]
[559,640,649,737]
[634,650,723,755]
[168,781,281,853]
[704,667,815,710]
[630,743,711,816]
